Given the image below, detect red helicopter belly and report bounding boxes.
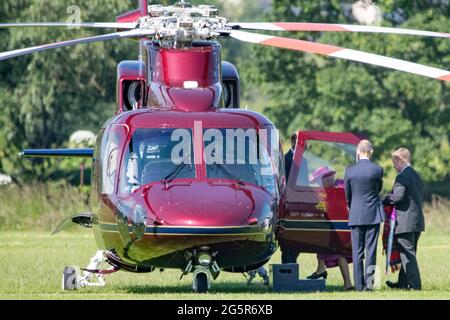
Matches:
[97,224,274,270]
[93,182,277,270]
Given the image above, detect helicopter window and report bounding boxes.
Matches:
[124,81,143,111]
[203,128,277,194]
[119,128,195,193]
[296,141,356,189]
[222,82,232,108]
[263,124,284,189]
[101,127,127,195]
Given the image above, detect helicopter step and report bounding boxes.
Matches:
[62,250,118,290]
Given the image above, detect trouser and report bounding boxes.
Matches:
[351,224,380,291]
[281,248,300,264]
[397,232,422,290]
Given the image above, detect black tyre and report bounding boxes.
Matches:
[62,266,79,290]
[194,272,208,293]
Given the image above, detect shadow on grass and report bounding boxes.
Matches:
[119,282,347,295]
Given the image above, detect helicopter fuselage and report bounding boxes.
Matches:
[91,109,280,272]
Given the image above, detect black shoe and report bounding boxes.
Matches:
[386,281,407,289]
[345,286,355,291]
[307,271,328,280]
[386,281,398,289]
[409,286,421,291]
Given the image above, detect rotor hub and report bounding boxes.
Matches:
[138,2,229,47]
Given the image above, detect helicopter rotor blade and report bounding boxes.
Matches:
[230,30,450,82]
[228,22,450,39]
[0,22,137,29]
[0,29,154,61]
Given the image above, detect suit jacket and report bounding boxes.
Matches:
[284,149,294,180]
[345,159,385,226]
[385,166,425,234]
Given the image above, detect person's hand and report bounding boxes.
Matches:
[382,195,392,205]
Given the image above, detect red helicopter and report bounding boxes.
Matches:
[2,0,449,293]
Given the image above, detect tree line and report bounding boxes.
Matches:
[0,1,448,191]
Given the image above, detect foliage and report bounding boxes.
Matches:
[243,0,450,182]
[0,0,135,179]
[0,1,448,185]
[0,182,89,231]
[0,0,263,182]
[1,228,449,298]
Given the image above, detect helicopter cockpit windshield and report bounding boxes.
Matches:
[203,128,278,195]
[119,128,195,193]
[118,127,278,195]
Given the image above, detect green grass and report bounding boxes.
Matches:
[1,230,449,300]
[0,182,88,231]
[1,183,449,299]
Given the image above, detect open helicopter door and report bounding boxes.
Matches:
[279,131,362,255]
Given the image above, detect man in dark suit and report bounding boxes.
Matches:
[384,148,424,290]
[345,140,384,291]
[285,133,309,187]
[284,133,296,180]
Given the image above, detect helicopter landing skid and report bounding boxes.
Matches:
[62,250,118,290]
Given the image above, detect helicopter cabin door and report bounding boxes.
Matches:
[280,131,361,255]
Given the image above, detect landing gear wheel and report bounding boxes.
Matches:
[62,265,80,290]
[194,272,208,293]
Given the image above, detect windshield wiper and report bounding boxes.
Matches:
[212,162,244,187]
[161,162,186,186]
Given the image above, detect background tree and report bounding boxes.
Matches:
[242,0,450,187]
[0,0,448,193]
[0,0,263,181]
[0,0,138,180]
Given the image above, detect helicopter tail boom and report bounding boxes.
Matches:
[116,0,148,24]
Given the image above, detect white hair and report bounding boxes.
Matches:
[357,140,374,155]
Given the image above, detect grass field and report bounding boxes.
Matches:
[1,229,449,300]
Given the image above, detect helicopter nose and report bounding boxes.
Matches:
[144,182,260,226]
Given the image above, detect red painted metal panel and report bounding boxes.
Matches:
[114,109,270,129]
[149,45,220,88]
[273,22,348,32]
[262,37,341,56]
[146,43,222,111]
[116,0,147,23]
[116,9,140,24]
[280,131,362,255]
[297,131,362,144]
[116,61,146,112]
[92,110,278,268]
[139,0,148,17]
